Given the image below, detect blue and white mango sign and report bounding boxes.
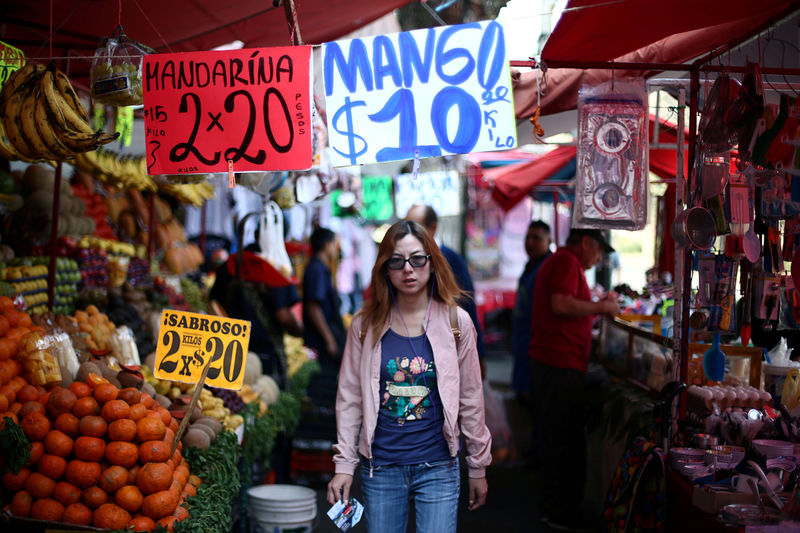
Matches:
[323,21,516,167]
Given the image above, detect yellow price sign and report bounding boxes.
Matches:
[0,40,25,90]
[155,310,251,390]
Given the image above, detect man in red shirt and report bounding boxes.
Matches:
[529,228,620,531]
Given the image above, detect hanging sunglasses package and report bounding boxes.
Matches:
[572,79,649,230]
[90,26,155,106]
[778,275,800,330]
[709,254,739,333]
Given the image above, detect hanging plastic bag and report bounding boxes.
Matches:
[90,26,154,106]
[573,79,649,230]
[259,201,293,277]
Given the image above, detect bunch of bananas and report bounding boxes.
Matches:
[156,181,216,207]
[0,62,119,162]
[74,148,156,191]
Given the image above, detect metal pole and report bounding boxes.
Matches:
[281,0,304,46]
[146,193,155,264]
[47,163,62,310]
[678,67,700,421]
[672,87,686,382]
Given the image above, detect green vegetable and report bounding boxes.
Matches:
[0,417,31,474]
[175,430,241,533]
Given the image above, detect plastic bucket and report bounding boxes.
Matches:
[763,364,799,407]
[248,484,317,533]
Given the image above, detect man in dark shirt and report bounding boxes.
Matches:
[405,204,487,360]
[530,228,619,531]
[511,220,552,401]
[302,227,346,370]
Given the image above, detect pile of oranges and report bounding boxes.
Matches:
[1,370,200,531]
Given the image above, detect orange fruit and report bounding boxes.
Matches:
[168,417,179,433]
[25,471,56,499]
[154,407,172,426]
[116,484,144,513]
[69,381,92,398]
[53,480,82,506]
[188,474,202,488]
[93,382,119,403]
[54,412,80,438]
[99,464,128,494]
[105,441,139,467]
[139,393,155,408]
[142,489,178,519]
[18,400,45,418]
[108,418,138,441]
[27,441,44,467]
[9,489,33,517]
[30,498,64,522]
[128,464,140,485]
[47,386,77,417]
[62,502,93,525]
[17,312,32,328]
[101,399,131,422]
[181,482,197,498]
[3,465,32,491]
[0,295,14,311]
[81,485,109,509]
[0,384,17,403]
[0,393,7,412]
[94,502,131,529]
[118,387,141,406]
[173,504,189,521]
[17,384,39,403]
[136,462,173,495]
[139,440,172,463]
[0,315,10,337]
[78,415,107,437]
[158,515,178,531]
[137,417,166,442]
[65,460,102,488]
[44,429,74,457]
[20,411,50,441]
[73,396,100,417]
[129,403,148,421]
[37,454,67,480]
[74,436,106,461]
[129,514,156,532]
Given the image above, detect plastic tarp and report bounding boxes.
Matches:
[2,0,410,59]
[513,0,799,118]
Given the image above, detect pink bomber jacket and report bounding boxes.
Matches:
[332,300,492,478]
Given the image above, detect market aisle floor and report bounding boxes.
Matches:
[307,351,591,532]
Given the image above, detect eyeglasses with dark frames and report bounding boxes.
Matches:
[386,254,431,270]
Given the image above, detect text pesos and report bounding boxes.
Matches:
[162,311,249,338]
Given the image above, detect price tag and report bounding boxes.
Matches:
[322,21,516,167]
[361,175,394,221]
[142,46,313,175]
[0,41,24,90]
[154,310,251,390]
[394,170,461,218]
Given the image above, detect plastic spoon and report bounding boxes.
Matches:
[743,203,761,263]
[703,333,726,382]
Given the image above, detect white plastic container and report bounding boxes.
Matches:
[763,363,798,407]
[248,484,317,533]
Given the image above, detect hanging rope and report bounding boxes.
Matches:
[118,0,122,27]
[132,0,174,53]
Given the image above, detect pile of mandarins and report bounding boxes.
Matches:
[2,371,201,531]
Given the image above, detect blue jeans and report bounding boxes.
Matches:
[360,457,460,533]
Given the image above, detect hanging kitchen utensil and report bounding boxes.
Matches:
[671,206,717,251]
[743,201,761,263]
[700,150,730,200]
[728,62,765,169]
[728,172,748,237]
[703,333,725,382]
[699,73,741,153]
[740,267,752,346]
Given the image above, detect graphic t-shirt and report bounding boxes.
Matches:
[371,329,450,466]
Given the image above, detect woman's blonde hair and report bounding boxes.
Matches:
[360,220,465,332]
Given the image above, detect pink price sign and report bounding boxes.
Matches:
[142,46,312,175]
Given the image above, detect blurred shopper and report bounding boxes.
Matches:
[327,220,491,533]
[405,205,487,361]
[511,220,552,402]
[529,228,619,531]
[303,227,347,371]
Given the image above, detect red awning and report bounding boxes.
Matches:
[490,117,689,211]
[513,0,799,118]
[2,0,409,67]
[541,0,795,63]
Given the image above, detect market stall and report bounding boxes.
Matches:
[503,1,800,529]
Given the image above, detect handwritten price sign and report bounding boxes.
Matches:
[322,21,515,167]
[142,46,313,175]
[0,41,24,90]
[154,310,251,390]
[395,170,461,218]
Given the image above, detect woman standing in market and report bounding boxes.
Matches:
[327,220,491,533]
